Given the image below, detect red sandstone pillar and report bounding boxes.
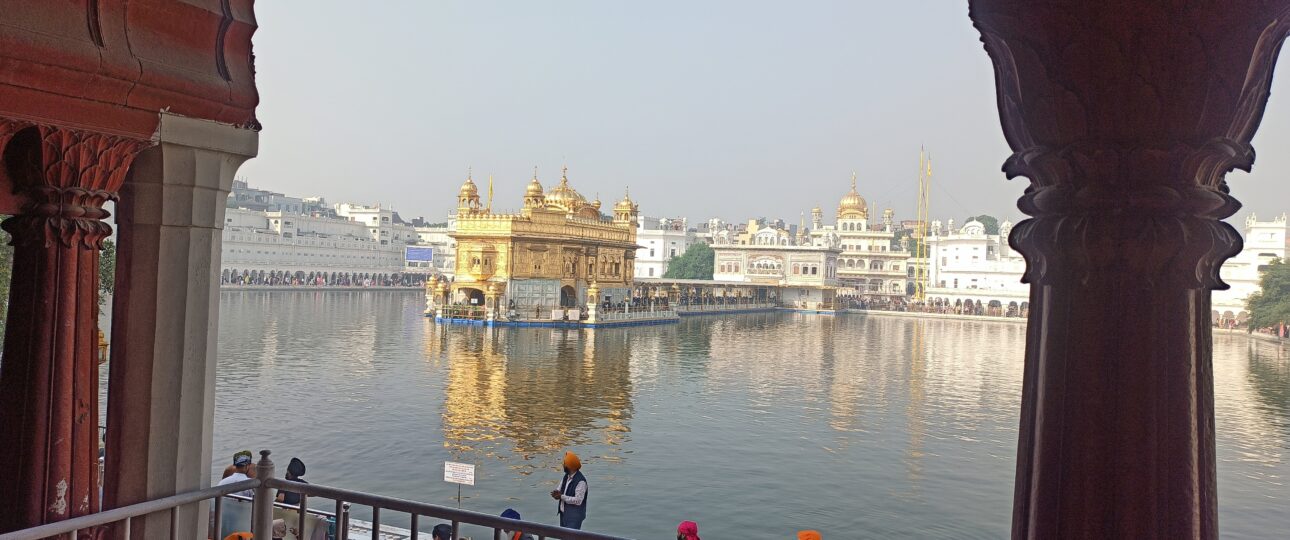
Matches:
[0,121,148,532]
[969,2,1290,538]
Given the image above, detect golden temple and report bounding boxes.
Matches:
[434,167,639,319]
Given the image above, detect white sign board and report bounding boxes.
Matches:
[444,461,475,486]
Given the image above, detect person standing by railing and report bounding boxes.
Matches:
[218,453,255,497]
[550,451,589,530]
[275,457,308,504]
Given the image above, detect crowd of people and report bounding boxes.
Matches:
[214,449,826,539]
[221,270,428,288]
[837,294,1029,318]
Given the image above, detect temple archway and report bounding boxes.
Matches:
[560,285,578,307]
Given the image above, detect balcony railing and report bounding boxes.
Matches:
[0,451,629,540]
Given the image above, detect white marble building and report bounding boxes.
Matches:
[220,183,423,280]
[1213,213,1288,321]
[412,218,457,277]
[923,218,1030,309]
[634,216,696,278]
[712,232,841,308]
[805,177,909,296]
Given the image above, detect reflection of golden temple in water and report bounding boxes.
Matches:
[426,324,634,472]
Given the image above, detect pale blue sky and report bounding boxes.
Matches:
[239,1,1289,227]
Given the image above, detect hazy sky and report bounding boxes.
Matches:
[240,1,1290,228]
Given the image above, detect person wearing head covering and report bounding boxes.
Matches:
[797,531,822,540]
[221,450,256,479]
[216,453,255,497]
[499,508,535,540]
[431,523,454,540]
[548,451,589,529]
[676,520,700,540]
[276,457,308,505]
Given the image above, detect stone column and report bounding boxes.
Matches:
[585,282,600,324]
[969,2,1290,538]
[484,283,498,322]
[425,276,439,314]
[0,122,149,532]
[103,114,257,539]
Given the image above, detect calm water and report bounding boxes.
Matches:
[210,291,1289,539]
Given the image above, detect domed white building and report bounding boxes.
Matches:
[1212,213,1289,325]
[806,173,910,297]
[923,217,1029,314]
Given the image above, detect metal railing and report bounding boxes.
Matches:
[596,308,677,321]
[0,478,258,540]
[439,305,487,320]
[1,450,629,540]
[278,477,629,540]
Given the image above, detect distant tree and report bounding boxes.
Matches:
[1246,258,1290,332]
[99,238,116,304]
[663,243,714,280]
[966,215,1000,235]
[892,228,924,255]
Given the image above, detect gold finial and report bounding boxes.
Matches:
[562,165,569,180]
[468,166,473,180]
[851,171,857,189]
[533,165,539,179]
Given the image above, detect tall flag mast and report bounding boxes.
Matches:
[914,147,933,302]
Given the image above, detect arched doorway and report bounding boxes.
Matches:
[560,285,578,308]
[460,288,485,306]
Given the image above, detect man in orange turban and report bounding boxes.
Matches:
[797,531,822,540]
[549,451,589,529]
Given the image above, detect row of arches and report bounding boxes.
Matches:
[838,258,900,272]
[924,297,1029,318]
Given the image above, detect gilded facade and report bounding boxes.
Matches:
[443,168,639,318]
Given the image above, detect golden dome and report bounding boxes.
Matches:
[614,189,635,212]
[543,167,587,212]
[837,172,867,217]
[459,175,478,198]
[525,176,544,197]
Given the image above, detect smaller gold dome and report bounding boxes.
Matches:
[459,176,478,198]
[614,190,635,211]
[526,176,544,197]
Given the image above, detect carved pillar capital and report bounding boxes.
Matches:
[1,124,151,248]
[971,1,1290,290]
